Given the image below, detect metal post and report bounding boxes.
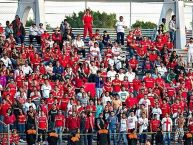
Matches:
[129,0,132,29]
[192,6,193,37]
[85,0,88,9]
[7,124,10,145]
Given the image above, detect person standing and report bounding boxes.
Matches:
[95,71,104,99]
[85,112,95,145]
[160,18,168,33]
[169,15,176,45]
[54,110,65,145]
[107,111,118,145]
[150,114,161,145]
[82,9,93,39]
[37,111,48,144]
[117,113,128,145]
[187,38,193,67]
[11,15,26,44]
[60,19,71,37]
[115,16,127,45]
[161,113,173,145]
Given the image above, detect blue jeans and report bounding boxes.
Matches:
[117,131,128,145]
[18,123,26,139]
[109,128,117,145]
[55,127,63,145]
[163,132,171,145]
[15,35,25,44]
[169,31,176,45]
[0,115,4,133]
[80,131,87,145]
[96,88,103,99]
[117,32,125,45]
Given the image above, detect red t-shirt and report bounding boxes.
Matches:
[144,77,154,88]
[55,114,65,127]
[112,79,121,92]
[18,114,26,124]
[38,116,47,130]
[83,14,93,26]
[150,119,161,132]
[128,59,138,70]
[104,82,112,92]
[160,103,170,117]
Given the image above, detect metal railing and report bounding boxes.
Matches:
[0,120,10,145]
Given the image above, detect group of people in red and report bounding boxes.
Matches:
[0,9,192,145]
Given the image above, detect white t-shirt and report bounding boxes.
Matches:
[73,39,84,48]
[127,116,138,129]
[139,98,151,110]
[112,47,121,56]
[116,21,126,33]
[89,65,98,74]
[118,73,125,81]
[23,102,36,113]
[138,117,148,133]
[102,96,112,106]
[118,91,129,102]
[188,43,193,53]
[41,84,51,99]
[126,72,136,82]
[22,65,33,75]
[120,118,127,132]
[90,46,100,56]
[1,57,12,67]
[161,117,173,132]
[152,107,162,120]
[107,70,117,80]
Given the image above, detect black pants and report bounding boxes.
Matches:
[78,49,86,58]
[38,129,46,142]
[117,32,124,45]
[29,35,41,44]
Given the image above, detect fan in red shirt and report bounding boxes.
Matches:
[30,53,41,69]
[150,114,161,144]
[52,27,62,44]
[18,109,26,140]
[82,9,93,39]
[143,73,155,89]
[133,27,142,40]
[66,112,80,132]
[54,110,65,132]
[60,93,70,112]
[126,31,134,46]
[128,56,138,71]
[86,100,96,113]
[112,74,122,93]
[11,129,20,145]
[171,99,182,114]
[125,93,137,109]
[121,76,130,91]
[37,111,48,142]
[104,77,113,92]
[41,30,50,41]
[0,99,11,117]
[160,99,170,117]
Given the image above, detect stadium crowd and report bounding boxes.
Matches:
[0,10,193,145]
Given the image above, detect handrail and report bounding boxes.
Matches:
[0,120,7,126]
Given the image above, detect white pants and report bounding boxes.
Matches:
[188,50,193,63]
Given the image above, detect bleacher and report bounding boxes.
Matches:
[24,27,191,64]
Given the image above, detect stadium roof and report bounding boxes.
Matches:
[46,0,164,2]
[8,0,164,2]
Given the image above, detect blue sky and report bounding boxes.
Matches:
[0,1,192,29]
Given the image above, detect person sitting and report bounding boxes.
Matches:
[29,23,41,44]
